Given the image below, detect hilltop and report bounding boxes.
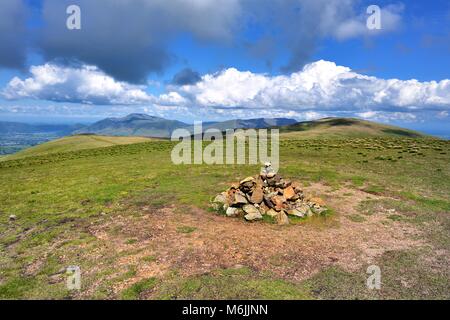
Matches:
[278,118,428,139]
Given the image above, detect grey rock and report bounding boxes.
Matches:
[243,204,263,221]
[276,211,290,225]
[295,203,313,217]
[213,192,227,204]
[233,191,248,205]
[286,208,305,218]
[265,208,279,217]
[226,207,241,217]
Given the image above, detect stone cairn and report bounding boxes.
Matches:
[212,163,327,225]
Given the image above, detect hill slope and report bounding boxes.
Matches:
[278,118,428,139]
[1,135,154,161]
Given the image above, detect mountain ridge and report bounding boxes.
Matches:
[75,114,298,138]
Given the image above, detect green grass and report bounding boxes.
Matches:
[1,135,155,161]
[306,249,450,300]
[121,278,157,300]
[279,117,428,139]
[0,134,448,299]
[155,267,311,300]
[347,214,366,223]
[176,226,197,234]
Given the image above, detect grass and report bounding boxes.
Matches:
[155,267,311,300]
[0,134,448,299]
[347,214,366,223]
[176,226,197,234]
[120,278,157,300]
[1,135,155,161]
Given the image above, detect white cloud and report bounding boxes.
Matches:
[174,60,450,114]
[3,60,450,122]
[2,64,154,105]
[356,110,417,122]
[334,4,403,40]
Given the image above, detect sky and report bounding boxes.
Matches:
[0,0,449,137]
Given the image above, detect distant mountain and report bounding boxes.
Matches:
[0,121,81,135]
[185,118,298,134]
[75,114,298,138]
[74,113,190,138]
[278,117,429,139]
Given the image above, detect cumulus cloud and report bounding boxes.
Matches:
[2,64,154,105]
[174,60,450,113]
[4,60,449,122]
[0,0,28,69]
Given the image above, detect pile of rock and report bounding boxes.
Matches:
[212,163,327,225]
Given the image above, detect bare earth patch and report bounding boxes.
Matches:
[81,183,427,297]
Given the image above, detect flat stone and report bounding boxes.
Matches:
[296,203,314,217]
[286,208,305,218]
[243,204,263,221]
[309,197,326,207]
[250,186,264,204]
[213,192,227,204]
[265,208,279,217]
[259,202,270,214]
[276,211,290,225]
[271,195,286,211]
[283,186,296,200]
[226,207,241,217]
[233,191,248,205]
[240,176,255,184]
[9,215,17,221]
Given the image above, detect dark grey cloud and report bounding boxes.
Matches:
[1,0,403,83]
[0,0,27,69]
[172,68,201,86]
[39,0,240,83]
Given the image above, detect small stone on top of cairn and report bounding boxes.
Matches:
[212,163,327,225]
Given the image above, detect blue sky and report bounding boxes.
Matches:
[0,0,449,137]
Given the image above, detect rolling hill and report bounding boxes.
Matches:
[278,118,428,139]
[0,135,155,161]
[0,117,434,161]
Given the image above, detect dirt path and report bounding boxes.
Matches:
[86,183,424,294]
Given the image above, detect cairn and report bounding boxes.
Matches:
[212,163,327,225]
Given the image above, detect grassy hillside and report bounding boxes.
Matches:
[1,135,155,161]
[279,118,428,139]
[0,133,448,299]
